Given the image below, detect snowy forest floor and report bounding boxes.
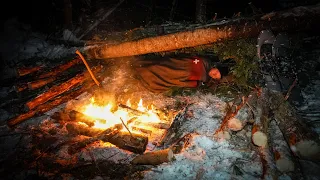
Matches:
[0,18,320,180]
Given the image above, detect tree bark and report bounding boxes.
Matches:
[85,4,320,59]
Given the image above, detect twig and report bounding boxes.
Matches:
[284,78,297,101]
[120,117,133,138]
[75,50,100,87]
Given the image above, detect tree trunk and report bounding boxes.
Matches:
[195,0,207,23]
[85,4,320,59]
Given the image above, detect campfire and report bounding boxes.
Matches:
[51,94,173,155]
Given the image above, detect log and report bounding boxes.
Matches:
[85,5,320,59]
[28,77,56,90]
[251,95,270,148]
[227,92,258,131]
[106,131,148,154]
[51,110,106,127]
[7,81,95,127]
[25,65,102,111]
[131,148,174,165]
[132,121,171,130]
[66,122,105,137]
[267,89,320,161]
[269,120,303,178]
[17,66,42,77]
[67,125,122,154]
[38,58,81,79]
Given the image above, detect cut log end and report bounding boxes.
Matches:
[276,158,294,173]
[292,140,320,160]
[228,118,244,131]
[131,148,174,165]
[252,131,268,147]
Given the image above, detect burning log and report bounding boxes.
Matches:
[267,90,320,161]
[51,110,106,127]
[66,122,105,137]
[106,132,148,154]
[132,121,171,130]
[7,81,95,127]
[38,58,81,79]
[118,104,148,116]
[131,148,174,165]
[85,5,320,59]
[68,125,122,154]
[25,65,102,111]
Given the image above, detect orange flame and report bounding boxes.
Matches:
[82,98,161,135]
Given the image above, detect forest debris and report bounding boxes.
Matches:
[25,65,102,111]
[7,81,95,127]
[131,148,174,165]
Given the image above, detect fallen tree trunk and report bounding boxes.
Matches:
[131,148,174,165]
[25,65,102,111]
[85,5,320,59]
[7,81,95,127]
[266,89,320,161]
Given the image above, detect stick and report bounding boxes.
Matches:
[120,117,133,137]
[17,66,42,77]
[75,50,100,87]
[284,78,297,101]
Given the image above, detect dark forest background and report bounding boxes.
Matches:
[2,0,318,34]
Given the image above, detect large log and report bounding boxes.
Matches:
[266,89,320,161]
[85,5,320,59]
[7,81,95,127]
[25,65,102,111]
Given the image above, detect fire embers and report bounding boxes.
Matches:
[51,98,172,154]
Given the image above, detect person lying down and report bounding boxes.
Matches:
[133,54,235,93]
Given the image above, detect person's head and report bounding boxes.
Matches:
[208,68,221,79]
